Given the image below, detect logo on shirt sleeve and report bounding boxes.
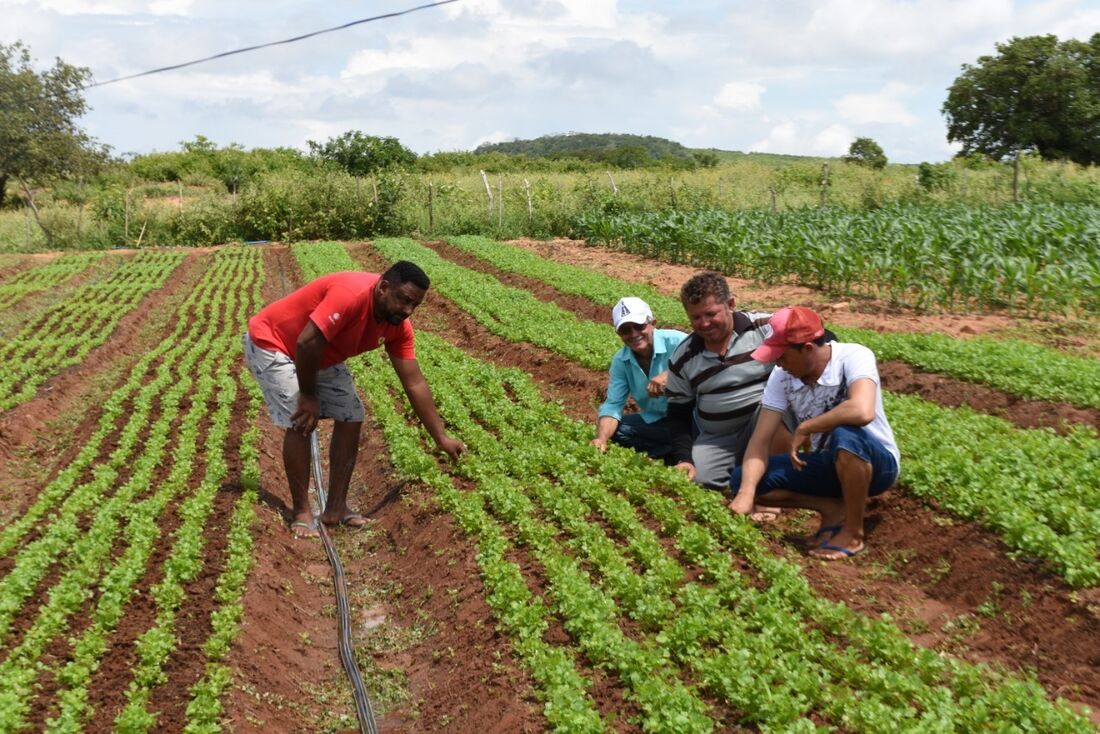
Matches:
[329,312,341,324]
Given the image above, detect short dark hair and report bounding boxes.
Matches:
[382,260,430,290]
[680,271,730,305]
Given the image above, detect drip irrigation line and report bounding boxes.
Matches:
[310,430,378,734]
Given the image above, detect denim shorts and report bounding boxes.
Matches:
[242,333,365,428]
[730,424,898,499]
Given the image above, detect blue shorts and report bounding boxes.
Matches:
[730,424,898,499]
[611,413,673,461]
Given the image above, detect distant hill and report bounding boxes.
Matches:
[474,133,829,167]
[475,132,695,161]
[688,148,827,165]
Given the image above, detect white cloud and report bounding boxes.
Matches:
[812,123,854,155]
[835,81,917,125]
[714,81,765,111]
[750,121,853,156]
[6,0,1088,162]
[750,122,799,154]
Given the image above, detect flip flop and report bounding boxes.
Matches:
[323,512,369,529]
[290,520,319,539]
[809,540,866,560]
[749,506,782,523]
[340,512,368,528]
[804,524,841,546]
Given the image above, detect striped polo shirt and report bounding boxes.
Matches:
[665,310,775,435]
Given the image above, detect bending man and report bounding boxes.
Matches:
[243,260,464,538]
[728,306,899,560]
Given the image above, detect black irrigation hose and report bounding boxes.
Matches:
[310,431,378,734]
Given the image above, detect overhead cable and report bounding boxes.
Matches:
[81,0,459,91]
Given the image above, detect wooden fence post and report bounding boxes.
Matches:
[820,162,829,207]
[479,170,493,220]
[669,178,677,208]
[428,181,434,233]
[769,186,777,213]
[77,177,86,241]
[606,171,618,195]
[124,187,132,243]
[1012,151,1021,204]
[524,178,533,230]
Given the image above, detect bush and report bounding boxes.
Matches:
[918,162,957,192]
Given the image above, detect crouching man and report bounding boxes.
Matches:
[727,306,900,560]
[591,297,687,461]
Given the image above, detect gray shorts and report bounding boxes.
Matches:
[692,405,797,489]
[242,333,365,428]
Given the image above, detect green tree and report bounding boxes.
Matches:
[943,34,1100,165]
[0,41,106,243]
[844,137,887,169]
[307,131,416,175]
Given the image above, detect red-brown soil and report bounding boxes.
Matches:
[223,239,1098,729]
[3,242,1098,734]
[507,237,1100,357]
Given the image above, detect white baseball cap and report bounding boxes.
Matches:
[611,297,653,329]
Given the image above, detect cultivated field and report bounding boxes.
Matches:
[0,238,1097,732]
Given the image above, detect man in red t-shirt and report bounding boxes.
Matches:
[244,260,464,537]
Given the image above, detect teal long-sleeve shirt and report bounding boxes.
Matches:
[597,329,688,423]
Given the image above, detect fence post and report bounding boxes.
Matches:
[669,178,677,209]
[428,181,434,233]
[606,171,618,195]
[498,174,504,228]
[524,178,533,230]
[479,170,493,220]
[124,187,132,243]
[178,180,184,214]
[1012,151,1021,204]
[77,177,86,241]
[769,186,777,213]
[820,162,829,207]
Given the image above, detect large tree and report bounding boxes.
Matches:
[0,41,106,243]
[943,34,1100,165]
[307,131,416,176]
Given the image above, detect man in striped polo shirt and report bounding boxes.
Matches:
[665,272,795,506]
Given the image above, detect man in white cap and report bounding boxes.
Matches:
[727,306,900,560]
[591,296,687,461]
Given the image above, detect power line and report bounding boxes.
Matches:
[82,0,459,91]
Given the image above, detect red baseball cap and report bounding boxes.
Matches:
[751,306,825,362]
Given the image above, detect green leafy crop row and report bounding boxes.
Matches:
[442,234,1100,409]
[359,239,1100,587]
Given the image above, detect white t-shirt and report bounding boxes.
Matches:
[761,342,900,467]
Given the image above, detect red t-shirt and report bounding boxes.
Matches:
[248,272,415,368]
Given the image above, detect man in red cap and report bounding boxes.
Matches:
[727,306,899,559]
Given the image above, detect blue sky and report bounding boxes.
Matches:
[4,0,1098,163]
